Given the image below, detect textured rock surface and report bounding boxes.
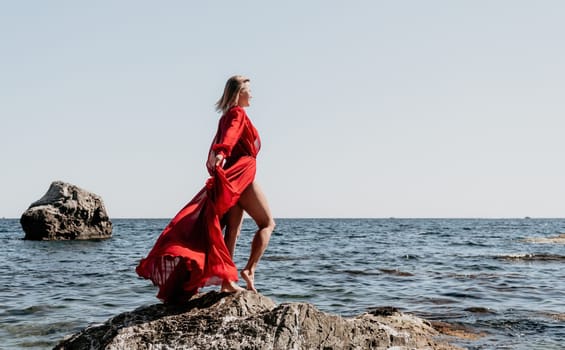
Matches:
[55,291,463,350]
[20,181,112,240]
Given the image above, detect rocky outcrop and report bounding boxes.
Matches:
[55,291,463,350]
[20,181,112,240]
[523,234,565,244]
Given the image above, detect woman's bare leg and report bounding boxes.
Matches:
[224,204,243,258]
[221,205,245,293]
[238,182,276,292]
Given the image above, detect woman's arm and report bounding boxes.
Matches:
[212,107,246,166]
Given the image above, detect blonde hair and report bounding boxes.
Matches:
[215,75,250,114]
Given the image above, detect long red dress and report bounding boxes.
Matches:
[136,106,261,303]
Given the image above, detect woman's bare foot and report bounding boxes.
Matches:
[220,280,245,293]
[241,269,257,292]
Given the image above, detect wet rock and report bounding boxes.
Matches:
[430,321,486,341]
[523,234,565,244]
[464,307,495,314]
[541,312,565,321]
[20,181,112,240]
[55,291,463,350]
[379,268,415,277]
[496,254,565,262]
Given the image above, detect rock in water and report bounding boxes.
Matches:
[55,291,462,350]
[20,181,112,240]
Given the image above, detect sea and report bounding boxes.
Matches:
[1,218,564,349]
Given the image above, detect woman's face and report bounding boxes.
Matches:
[237,82,252,107]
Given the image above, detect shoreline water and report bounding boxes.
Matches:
[1,218,564,349]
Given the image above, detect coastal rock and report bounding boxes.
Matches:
[20,181,112,240]
[496,253,565,262]
[55,291,462,350]
[523,234,565,244]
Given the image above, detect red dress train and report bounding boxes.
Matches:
[136,106,261,302]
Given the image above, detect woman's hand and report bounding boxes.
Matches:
[215,153,225,168]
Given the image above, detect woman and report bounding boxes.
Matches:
[136,75,275,302]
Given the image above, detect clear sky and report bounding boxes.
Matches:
[1,1,564,218]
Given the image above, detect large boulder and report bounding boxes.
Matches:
[55,291,463,350]
[20,181,112,240]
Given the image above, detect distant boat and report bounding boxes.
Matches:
[524,216,532,219]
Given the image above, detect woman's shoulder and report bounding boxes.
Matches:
[224,106,247,119]
[228,105,246,114]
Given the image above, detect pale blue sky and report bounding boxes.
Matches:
[1,1,564,218]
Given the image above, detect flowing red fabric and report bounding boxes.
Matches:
[136,106,260,303]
